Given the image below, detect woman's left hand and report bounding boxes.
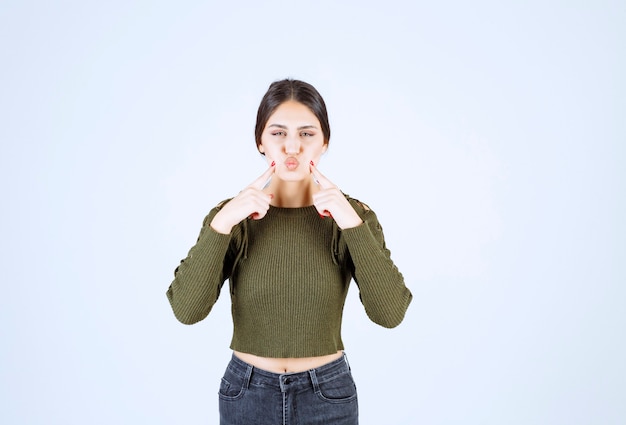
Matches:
[310,162,363,230]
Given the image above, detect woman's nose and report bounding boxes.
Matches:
[284,136,300,155]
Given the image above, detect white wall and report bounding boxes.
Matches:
[1,1,624,424]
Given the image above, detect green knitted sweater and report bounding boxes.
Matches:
[166,197,412,358]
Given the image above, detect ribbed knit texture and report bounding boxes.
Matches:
[166,198,412,358]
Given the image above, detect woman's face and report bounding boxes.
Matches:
[259,100,327,182]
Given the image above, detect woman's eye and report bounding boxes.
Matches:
[301,132,313,137]
[272,131,285,136]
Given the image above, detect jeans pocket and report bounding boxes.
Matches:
[316,372,358,404]
[218,368,247,401]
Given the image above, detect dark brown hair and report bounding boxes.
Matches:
[255,79,330,153]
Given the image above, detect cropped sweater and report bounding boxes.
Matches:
[166,196,412,358]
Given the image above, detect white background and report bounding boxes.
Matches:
[1,1,624,424]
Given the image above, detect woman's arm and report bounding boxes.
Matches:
[342,200,413,328]
[166,166,274,324]
[166,206,235,325]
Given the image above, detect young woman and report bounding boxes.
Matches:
[166,79,412,425]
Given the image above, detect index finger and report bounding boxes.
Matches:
[310,162,335,189]
[250,162,276,190]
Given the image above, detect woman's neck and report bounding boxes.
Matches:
[266,179,319,208]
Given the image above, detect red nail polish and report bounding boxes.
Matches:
[310,160,315,166]
[319,213,325,218]
[271,161,275,167]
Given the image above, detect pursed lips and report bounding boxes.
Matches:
[285,157,299,170]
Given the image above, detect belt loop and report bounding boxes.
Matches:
[343,352,351,371]
[243,365,253,390]
[308,369,320,393]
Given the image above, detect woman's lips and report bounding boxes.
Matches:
[284,157,299,170]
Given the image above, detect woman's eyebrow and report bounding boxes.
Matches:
[267,124,319,130]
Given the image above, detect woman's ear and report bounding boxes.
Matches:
[258,144,265,154]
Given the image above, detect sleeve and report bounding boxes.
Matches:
[166,201,236,325]
[341,198,413,328]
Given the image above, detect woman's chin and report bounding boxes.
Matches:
[276,170,309,183]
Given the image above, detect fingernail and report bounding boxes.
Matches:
[319,213,326,219]
[310,160,315,166]
[271,161,275,166]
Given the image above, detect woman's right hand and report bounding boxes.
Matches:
[209,163,275,234]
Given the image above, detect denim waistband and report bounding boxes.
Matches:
[227,352,351,391]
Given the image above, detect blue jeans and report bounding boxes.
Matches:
[218,353,359,425]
